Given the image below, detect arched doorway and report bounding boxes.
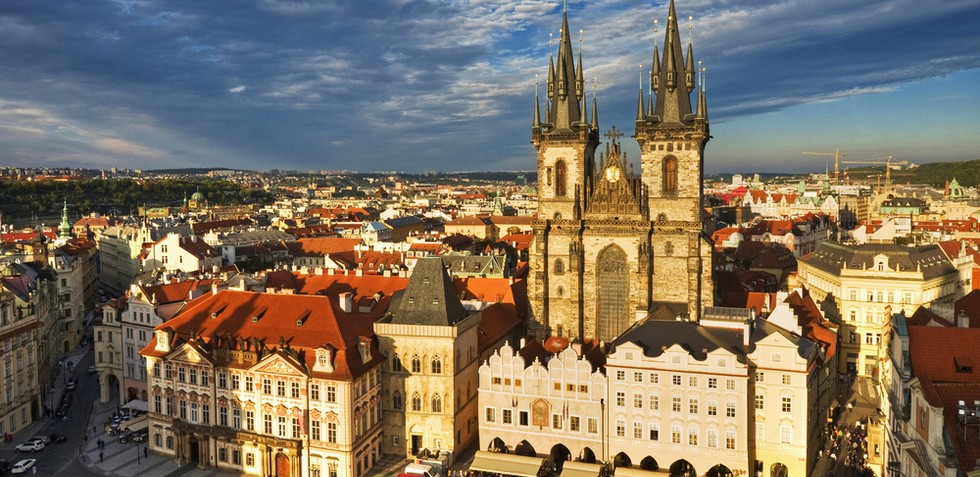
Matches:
[640,456,659,471]
[596,245,628,342]
[707,464,733,477]
[488,437,508,453]
[770,463,788,477]
[188,436,200,463]
[141,389,148,401]
[275,452,290,476]
[579,447,596,463]
[613,452,632,469]
[670,459,696,477]
[549,444,571,472]
[514,440,536,457]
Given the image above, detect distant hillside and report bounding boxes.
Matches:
[907,159,980,187]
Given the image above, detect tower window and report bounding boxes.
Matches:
[663,156,678,193]
[555,160,567,197]
[554,259,565,274]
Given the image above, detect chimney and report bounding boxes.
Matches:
[339,292,353,313]
[743,320,752,348]
[519,337,526,349]
[211,282,218,296]
[958,310,970,328]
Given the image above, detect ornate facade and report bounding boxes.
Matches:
[529,0,713,343]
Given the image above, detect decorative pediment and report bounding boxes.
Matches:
[325,411,339,423]
[167,342,213,365]
[252,353,307,377]
[586,131,643,218]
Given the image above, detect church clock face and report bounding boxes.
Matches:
[604,165,621,183]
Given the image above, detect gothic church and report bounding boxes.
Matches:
[528,0,713,343]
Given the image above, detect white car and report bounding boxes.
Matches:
[15,440,44,452]
[11,459,36,474]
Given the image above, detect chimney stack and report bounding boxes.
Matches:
[339,292,353,313]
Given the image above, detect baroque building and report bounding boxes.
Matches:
[528,0,712,343]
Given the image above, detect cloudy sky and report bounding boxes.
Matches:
[1,0,978,174]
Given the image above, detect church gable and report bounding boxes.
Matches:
[586,130,644,219]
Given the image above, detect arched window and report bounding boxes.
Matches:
[431,395,442,413]
[392,391,402,410]
[431,356,442,374]
[411,355,421,374]
[555,160,567,197]
[663,156,678,193]
[391,355,402,372]
[411,393,422,412]
[554,259,565,274]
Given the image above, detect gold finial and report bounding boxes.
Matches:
[653,18,659,49]
[689,15,694,44]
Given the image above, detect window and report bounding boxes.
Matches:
[154,396,162,413]
[392,392,402,410]
[726,379,735,390]
[201,370,209,386]
[311,384,320,401]
[519,411,529,426]
[782,397,792,413]
[553,414,563,430]
[725,431,736,449]
[663,156,678,193]
[672,375,681,386]
[671,426,681,444]
[650,373,659,384]
[277,416,286,437]
[179,400,187,419]
[292,417,300,438]
[616,420,625,437]
[587,417,598,434]
[178,366,186,382]
[276,380,284,396]
[411,393,422,412]
[780,425,792,445]
[219,407,227,427]
[782,374,791,385]
[241,410,249,431]
[232,374,240,390]
[708,400,718,416]
[555,160,567,197]
[431,356,442,374]
[311,420,321,441]
[756,372,765,383]
[616,392,625,407]
[708,377,717,389]
[327,385,336,402]
[649,395,659,410]
[432,395,442,413]
[218,372,226,388]
[485,408,495,423]
[755,395,764,410]
[554,259,565,274]
[689,398,699,414]
[726,402,736,418]
[634,422,643,439]
[707,429,718,448]
[771,353,781,363]
[616,370,625,381]
[570,416,580,432]
[688,427,699,446]
[689,376,698,387]
[327,422,338,443]
[263,414,273,434]
[245,376,253,392]
[649,424,659,441]
[672,397,682,413]
[633,394,643,408]
[411,355,421,373]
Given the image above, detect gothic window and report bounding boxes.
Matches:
[597,245,629,343]
[657,213,667,222]
[411,355,421,374]
[665,242,674,256]
[431,356,442,374]
[555,160,567,197]
[431,395,442,413]
[554,259,565,274]
[411,393,422,412]
[392,392,402,410]
[663,156,678,193]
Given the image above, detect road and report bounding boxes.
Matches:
[0,347,102,477]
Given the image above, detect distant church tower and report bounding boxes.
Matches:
[529,0,713,343]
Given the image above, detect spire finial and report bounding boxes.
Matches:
[563,0,567,13]
[688,15,694,45]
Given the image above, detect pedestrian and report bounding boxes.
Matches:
[100,451,104,463]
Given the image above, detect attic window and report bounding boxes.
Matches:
[954,356,973,374]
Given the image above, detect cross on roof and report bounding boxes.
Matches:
[604,126,623,143]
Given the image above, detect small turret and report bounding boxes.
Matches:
[685,43,695,92]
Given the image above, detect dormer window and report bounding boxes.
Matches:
[315,348,334,373]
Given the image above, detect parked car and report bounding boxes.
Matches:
[66,377,78,391]
[14,440,43,452]
[48,433,67,443]
[10,459,35,474]
[32,435,50,445]
[87,365,97,375]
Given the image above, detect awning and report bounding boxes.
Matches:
[614,468,667,477]
[122,399,148,412]
[469,451,543,477]
[561,461,603,477]
[120,415,148,432]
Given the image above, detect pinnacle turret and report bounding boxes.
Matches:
[643,0,697,125]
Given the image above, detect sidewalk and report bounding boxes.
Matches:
[80,398,239,477]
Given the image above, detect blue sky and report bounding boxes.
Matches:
[0,0,978,174]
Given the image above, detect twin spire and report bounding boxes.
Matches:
[535,0,708,133]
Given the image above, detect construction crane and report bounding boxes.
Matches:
[841,155,909,189]
[802,149,846,186]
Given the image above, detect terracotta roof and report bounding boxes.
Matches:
[142,290,382,381]
[288,237,361,257]
[907,306,954,328]
[446,216,491,227]
[178,236,219,258]
[954,289,980,328]
[141,279,220,305]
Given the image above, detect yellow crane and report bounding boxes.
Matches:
[841,155,909,189]
[802,149,846,186]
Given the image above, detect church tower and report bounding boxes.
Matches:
[530,0,714,342]
[635,0,713,322]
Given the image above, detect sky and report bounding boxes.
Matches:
[0,0,978,174]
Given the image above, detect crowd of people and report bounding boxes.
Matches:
[822,416,876,477]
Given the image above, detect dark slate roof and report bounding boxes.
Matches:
[383,216,425,229]
[389,257,471,326]
[802,242,956,279]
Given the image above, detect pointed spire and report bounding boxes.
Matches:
[548,7,583,129]
[696,62,709,120]
[636,86,645,122]
[685,42,695,92]
[533,78,542,129]
[576,30,585,99]
[651,46,661,92]
[591,78,599,130]
[649,0,695,124]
